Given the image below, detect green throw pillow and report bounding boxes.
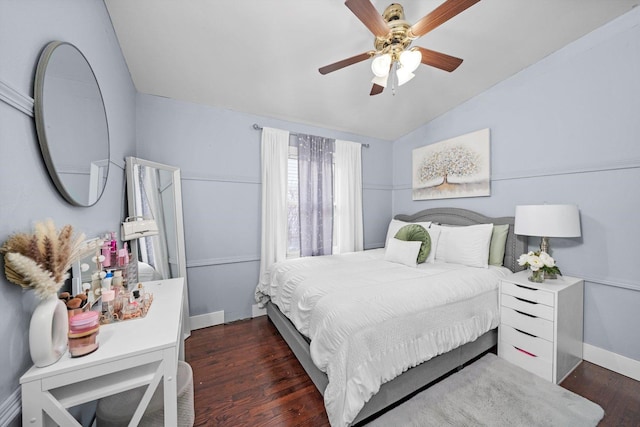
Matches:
[395,224,431,264]
[489,224,510,266]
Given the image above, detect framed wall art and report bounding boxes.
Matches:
[412,128,490,201]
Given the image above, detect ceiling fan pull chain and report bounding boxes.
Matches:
[391,62,398,96]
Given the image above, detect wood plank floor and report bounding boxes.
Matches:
[185,316,640,426]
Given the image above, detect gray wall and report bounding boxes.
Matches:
[392,7,640,361]
[136,93,393,321]
[0,0,136,419]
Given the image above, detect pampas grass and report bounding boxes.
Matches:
[1,220,99,299]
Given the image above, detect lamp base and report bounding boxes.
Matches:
[539,236,550,254]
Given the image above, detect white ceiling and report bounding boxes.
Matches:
[104,0,638,141]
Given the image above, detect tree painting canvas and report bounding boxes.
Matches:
[412,128,490,200]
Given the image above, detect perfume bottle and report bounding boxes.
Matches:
[110,232,118,266]
[101,240,111,268]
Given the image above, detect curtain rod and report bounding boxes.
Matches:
[252,123,369,148]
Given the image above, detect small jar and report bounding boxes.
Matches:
[101,289,115,323]
[112,270,124,288]
[68,311,100,357]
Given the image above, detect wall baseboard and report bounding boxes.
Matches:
[190,310,224,330]
[252,304,266,318]
[0,388,20,427]
[583,343,640,381]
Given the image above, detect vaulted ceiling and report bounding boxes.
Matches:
[105,0,638,141]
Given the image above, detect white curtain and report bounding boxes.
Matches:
[334,139,364,253]
[258,127,290,286]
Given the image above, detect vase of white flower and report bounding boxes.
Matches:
[517,251,562,283]
[529,268,544,283]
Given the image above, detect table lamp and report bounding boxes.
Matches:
[515,204,581,278]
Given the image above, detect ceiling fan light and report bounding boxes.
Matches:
[396,68,415,86]
[371,74,388,88]
[371,54,392,77]
[399,50,422,73]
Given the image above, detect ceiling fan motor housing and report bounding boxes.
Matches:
[375,3,413,60]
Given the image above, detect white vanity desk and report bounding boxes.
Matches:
[20,278,185,426]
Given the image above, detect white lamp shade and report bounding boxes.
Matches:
[396,67,415,86]
[514,204,581,237]
[399,49,422,73]
[371,74,389,88]
[371,54,391,77]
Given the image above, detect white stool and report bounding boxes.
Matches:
[96,360,194,427]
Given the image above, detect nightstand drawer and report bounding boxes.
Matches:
[501,281,554,306]
[501,307,554,341]
[500,325,553,360]
[500,340,552,381]
[501,294,554,321]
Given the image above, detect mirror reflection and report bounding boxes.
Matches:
[34,41,109,207]
[125,157,190,335]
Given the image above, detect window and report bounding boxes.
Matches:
[287,146,301,258]
[286,145,337,259]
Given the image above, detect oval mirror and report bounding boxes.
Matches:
[34,41,110,207]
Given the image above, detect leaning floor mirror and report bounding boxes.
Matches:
[125,156,190,338]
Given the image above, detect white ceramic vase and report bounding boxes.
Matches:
[29,294,68,367]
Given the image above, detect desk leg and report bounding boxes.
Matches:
[22,381,43,427]
[163,348,178,425]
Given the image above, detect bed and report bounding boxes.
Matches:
[256,208,527,426]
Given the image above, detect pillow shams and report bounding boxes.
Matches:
[435,223,494,268]
[385,219,406,248]
[384,219,431,248]
[394,224,431,263]
[384,238,422,267]
[489,224,510,266]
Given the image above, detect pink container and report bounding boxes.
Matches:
[68,311,100,357]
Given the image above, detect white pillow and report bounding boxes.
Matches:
[434,223,494,268]
[385,219,432,247]
[384,238,422,267]
[385,219,407,248]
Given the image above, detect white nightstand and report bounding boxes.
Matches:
[498,270,584,384]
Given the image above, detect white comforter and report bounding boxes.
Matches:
[255,249,511,427]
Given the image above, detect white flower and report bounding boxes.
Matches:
[539,251,555,268]
[528,256,544,271]
[517,253,529,266]
[518,250,561,276]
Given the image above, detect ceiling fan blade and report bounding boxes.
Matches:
[415,47,463,72]
[345,0,390,37]
[319,51,373,75]
[410,0,480,38]
[370,84,384,96]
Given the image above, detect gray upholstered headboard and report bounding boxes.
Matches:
[394,207,527,273]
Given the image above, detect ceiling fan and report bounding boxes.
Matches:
[319,0,480,96]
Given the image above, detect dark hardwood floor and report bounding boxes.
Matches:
[185,316,640,427]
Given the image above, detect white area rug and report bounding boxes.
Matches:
[366,353,604,427]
